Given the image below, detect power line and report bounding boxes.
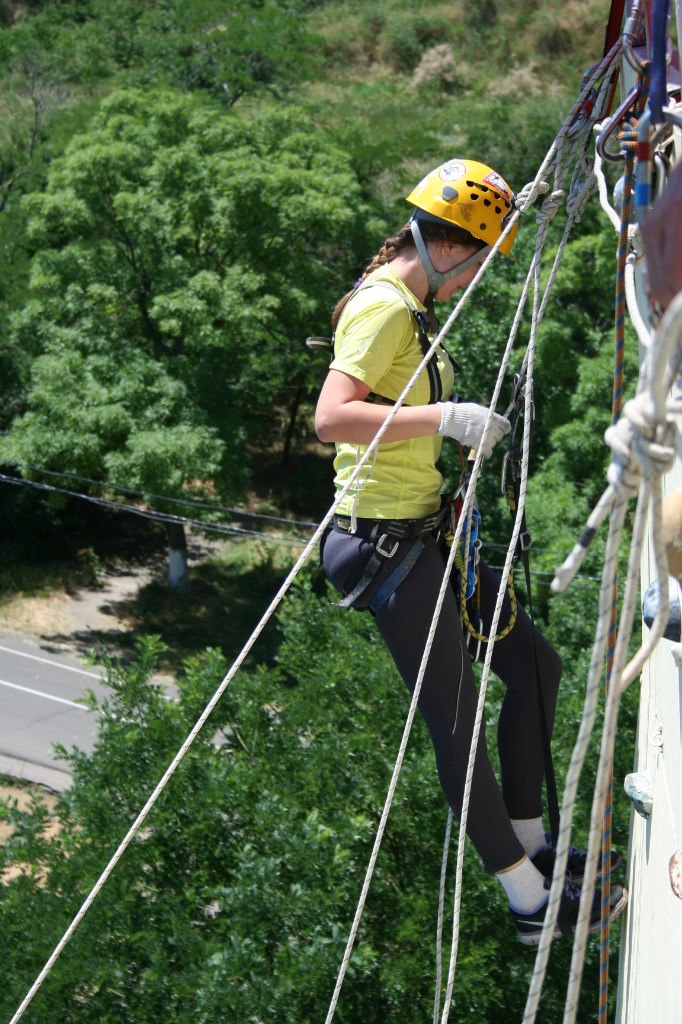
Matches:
[1,472,614,586]
[0,473,313,549]
[14,465,609,561]
[21,464,319,529]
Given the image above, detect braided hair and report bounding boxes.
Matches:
[331,218,486,329]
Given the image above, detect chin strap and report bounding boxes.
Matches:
[410,216,492,298]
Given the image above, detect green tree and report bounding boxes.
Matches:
[0,0,318,103]
[1,89,377,585]
[0,578,627,1023]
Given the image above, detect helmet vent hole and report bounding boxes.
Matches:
[483,198,491,207]
[470,192,479,201]
[479,223,486,231]
[495,206,502,214]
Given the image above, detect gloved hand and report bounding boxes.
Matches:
[437,401,510,458]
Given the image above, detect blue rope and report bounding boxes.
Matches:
[650,0,671,124]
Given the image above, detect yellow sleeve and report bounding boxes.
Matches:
[330,298,413,390]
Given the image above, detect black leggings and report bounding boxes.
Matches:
[323,529,562,874]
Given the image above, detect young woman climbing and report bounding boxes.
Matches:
[316,158,620,944]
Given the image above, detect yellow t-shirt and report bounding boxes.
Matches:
[330,267,455,520]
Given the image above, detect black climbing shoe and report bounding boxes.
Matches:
[531,833,621,885]
[510,876,627,946]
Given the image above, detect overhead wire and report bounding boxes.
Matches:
[0,472,313,548]
[0,470,610,584]
[18,463,319,528]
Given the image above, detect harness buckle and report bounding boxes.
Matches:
[519,531,532,552]
[500,451,512,494]
[375,533,400,559]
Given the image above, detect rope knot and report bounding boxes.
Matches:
[515,178,550,213]
[536,189,565,226]
[605,392,677,497]
[567,157,597,222]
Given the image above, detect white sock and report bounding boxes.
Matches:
[496,856,547,913]
[510,816,547,859]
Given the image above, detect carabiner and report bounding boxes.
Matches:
[596,84,644,163]
[623,9,648,74]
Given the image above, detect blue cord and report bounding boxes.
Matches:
[650,0,671,124]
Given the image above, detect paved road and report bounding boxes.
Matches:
[0,630,109,791]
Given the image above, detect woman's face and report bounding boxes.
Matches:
[431,243,485,300]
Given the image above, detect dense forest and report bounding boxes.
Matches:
[0,2,643,1023]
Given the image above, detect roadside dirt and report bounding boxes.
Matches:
[0,565,155,644]
[0,533,226,671]
[0,782,59,882]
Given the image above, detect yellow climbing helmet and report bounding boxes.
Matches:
[406,158,518,256]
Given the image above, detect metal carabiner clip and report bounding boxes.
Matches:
[623,8,648,75]
[596,84,644,163]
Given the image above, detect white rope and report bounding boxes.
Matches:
[523,498,626,1023]
[625,250,654,349]
[563,476,667,1024]
[433,810,453,1024]
[524,268,682,1024]
[594,134,623,231]
[438,105,603,1024]
[324,106,600,1022]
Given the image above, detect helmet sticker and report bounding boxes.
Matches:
[481,171,510,200]
[439,160,466,182]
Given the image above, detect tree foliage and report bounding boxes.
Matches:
[1,89,378,505]
[0,0,642,1018]
[0,581,626,1023]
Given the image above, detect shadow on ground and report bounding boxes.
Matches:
[43,546,306,675]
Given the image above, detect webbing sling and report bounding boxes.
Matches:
[337,537,426,613]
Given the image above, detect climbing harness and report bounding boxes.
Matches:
[331,503,449,614]
[307,279,460,406]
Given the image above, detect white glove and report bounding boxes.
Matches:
[437,401,510,458]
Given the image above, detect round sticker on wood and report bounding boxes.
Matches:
[669,848,682,899]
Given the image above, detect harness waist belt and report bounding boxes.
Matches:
[333,507,446,541]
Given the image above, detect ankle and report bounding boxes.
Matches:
[496,855,548,913]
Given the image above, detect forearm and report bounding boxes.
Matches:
[315,399,441,444]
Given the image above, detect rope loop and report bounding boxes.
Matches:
[536,189,565,226]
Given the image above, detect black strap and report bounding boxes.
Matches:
[336,536,425,612]
[369,539,425,613]
[414,309,442,403]
[334,281,459,406]
[506,453,560,850]
[336,549,385,609]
